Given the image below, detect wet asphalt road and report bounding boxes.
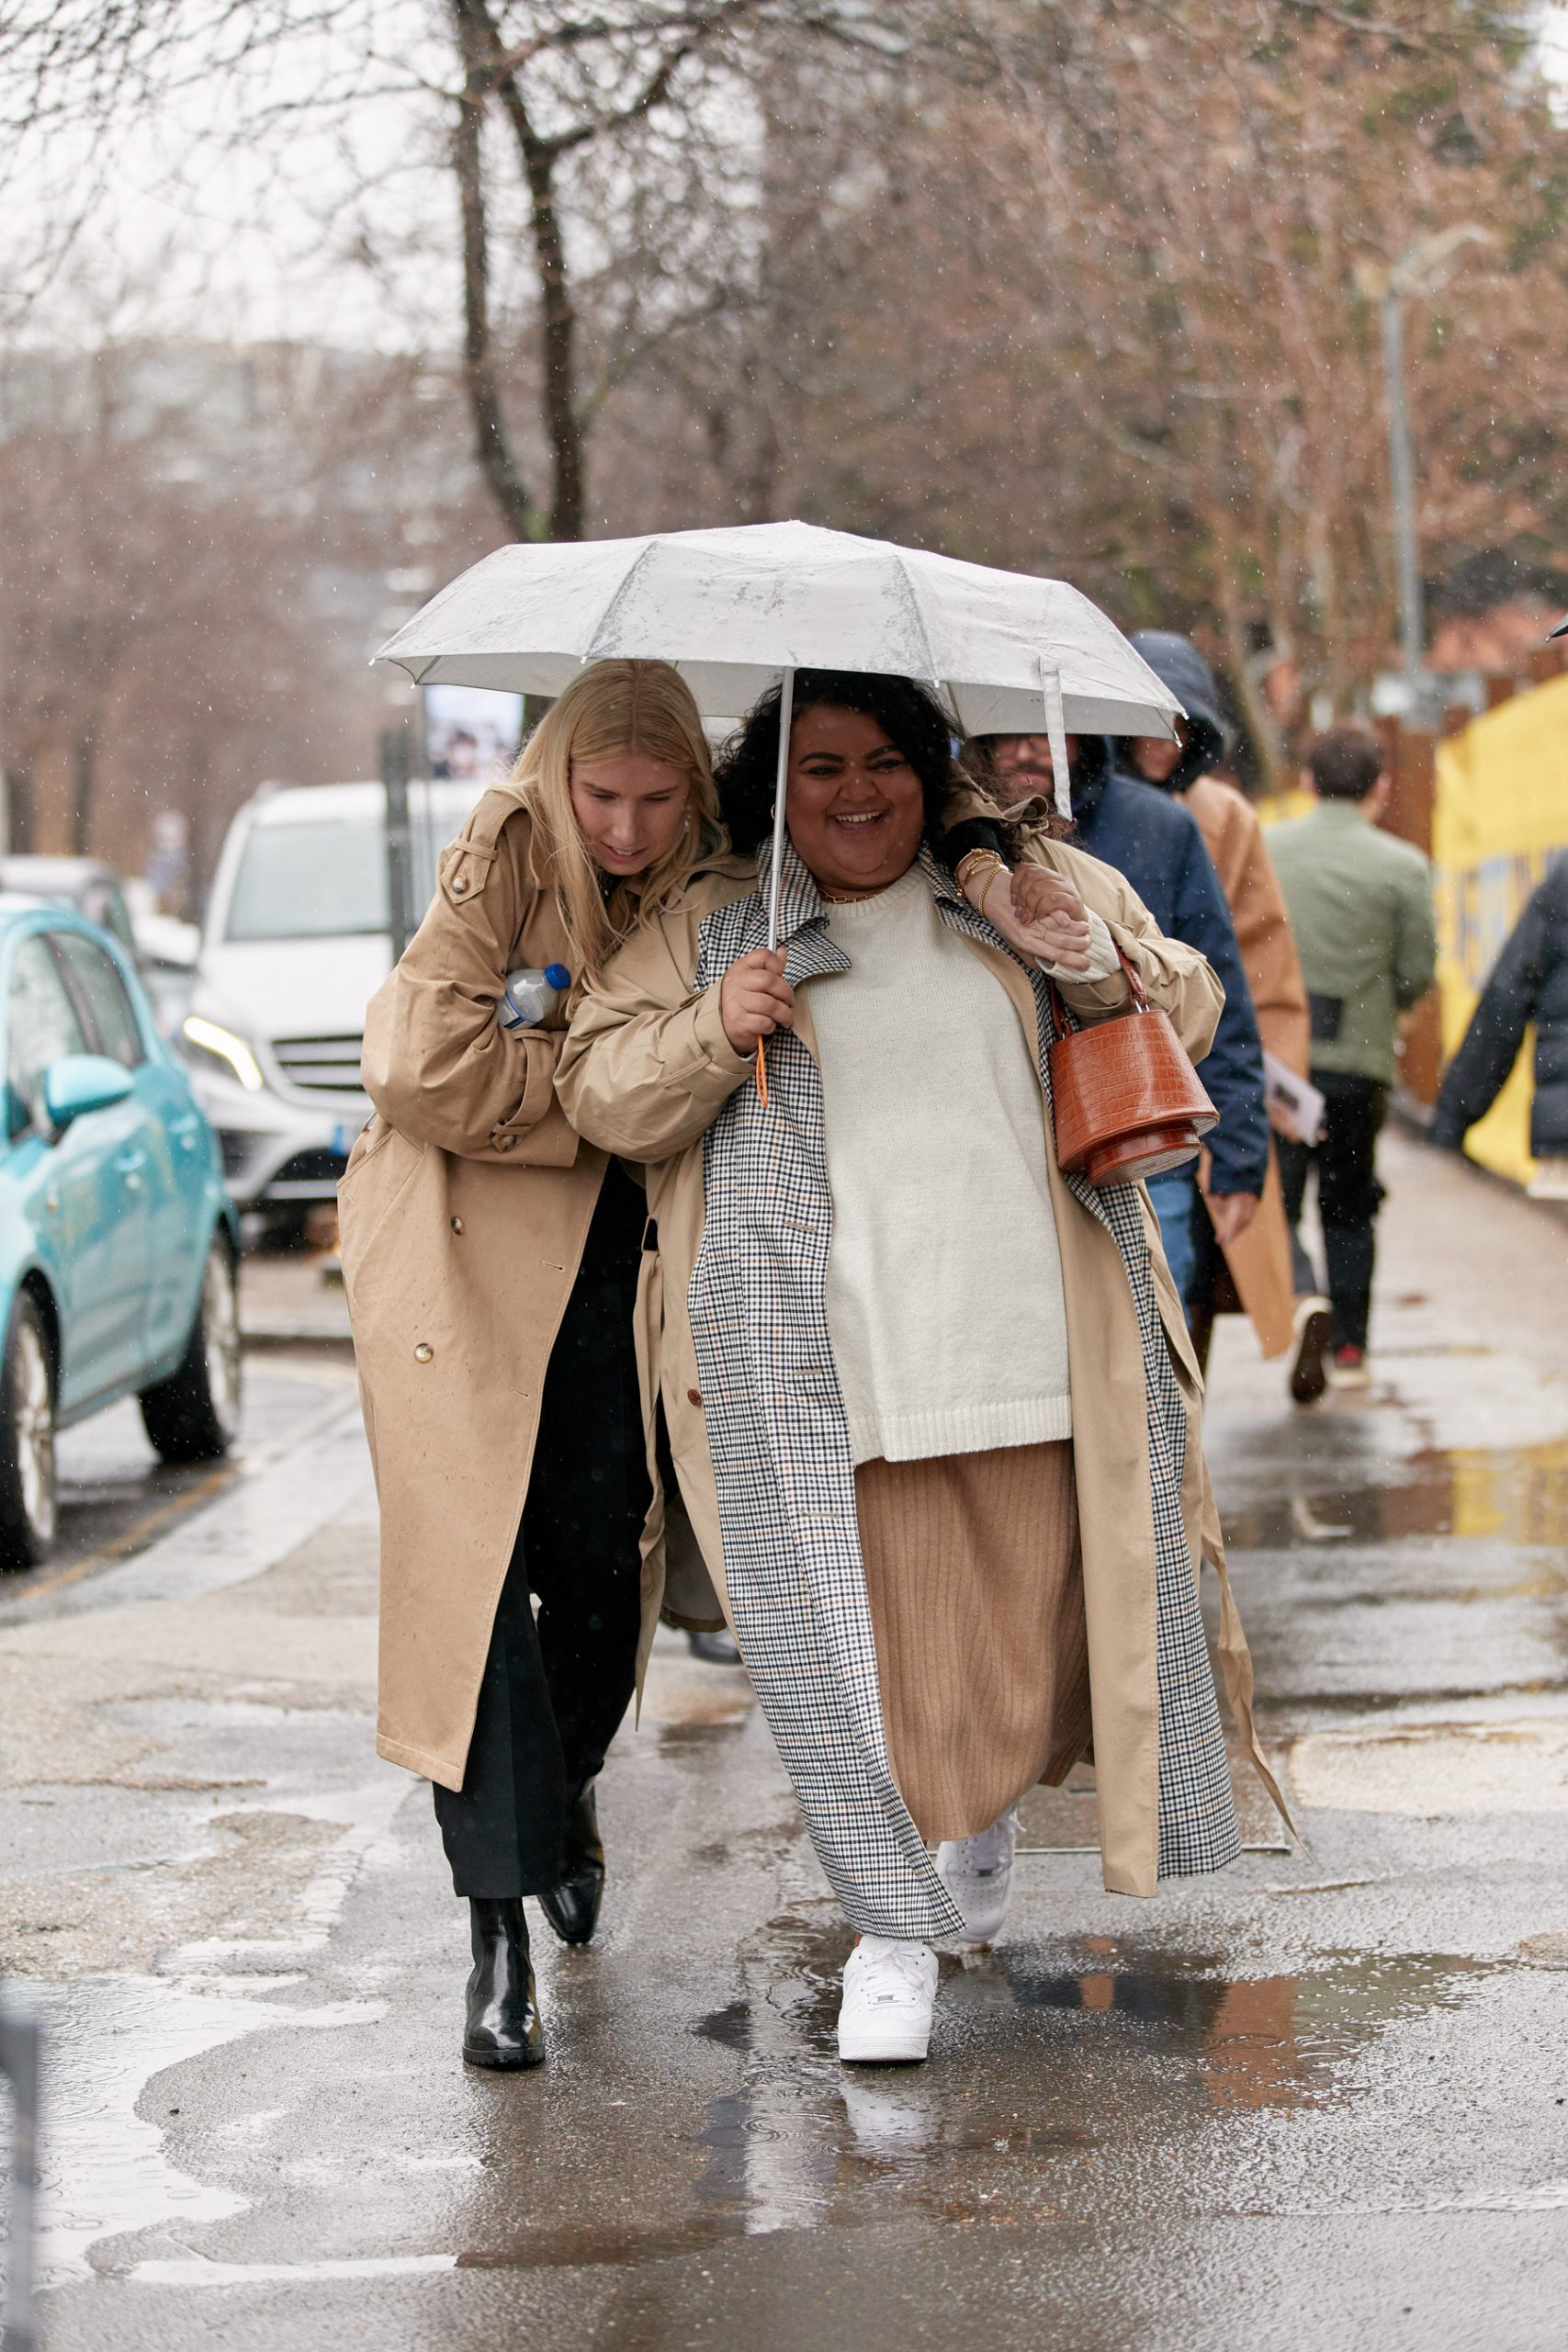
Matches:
[4,1144,1568,2351]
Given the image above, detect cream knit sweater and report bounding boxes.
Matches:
[812,869,1115,1467]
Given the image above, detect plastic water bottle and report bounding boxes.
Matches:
[500,963,570,1031]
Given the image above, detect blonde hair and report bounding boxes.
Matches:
[513,659,724,980]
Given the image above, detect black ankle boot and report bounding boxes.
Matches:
[538,1783,605,1947]
[463,1897,544,2069]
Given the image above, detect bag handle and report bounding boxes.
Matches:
[1048,943,1149,1035]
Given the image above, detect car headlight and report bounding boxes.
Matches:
[181,1015,265,1093]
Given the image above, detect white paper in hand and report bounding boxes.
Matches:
[1263,1053,1325,1146]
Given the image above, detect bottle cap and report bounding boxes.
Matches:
[544,963,571,990]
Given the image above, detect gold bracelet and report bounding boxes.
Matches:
[954,848,1007,907]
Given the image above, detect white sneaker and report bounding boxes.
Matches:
[837,1937,939,2064]
[936,1806,1020,1945]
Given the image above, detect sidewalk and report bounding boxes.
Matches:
[239,1253,354,1348]
[8,1133,1568,2351]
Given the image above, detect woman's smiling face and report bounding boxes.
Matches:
[784,705,927,899]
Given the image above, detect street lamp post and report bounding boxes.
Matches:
[1358,225,1492,711]
[1380,285,1425,699]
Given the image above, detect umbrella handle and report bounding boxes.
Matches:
[754,1037,769,1108]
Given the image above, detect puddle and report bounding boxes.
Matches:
[673,1915,1502,2244]
[33,1975,380,2286]
[27,1775,406,2287]
[1222,1438,1568,1552]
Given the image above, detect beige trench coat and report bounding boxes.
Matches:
[1186,775,1310,1359]
[557,836,1281,1899]
[338,788,722,1794]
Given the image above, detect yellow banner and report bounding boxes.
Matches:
[1433,675,1568,1185]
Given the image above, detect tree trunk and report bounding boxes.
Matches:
[513,117,583,542]
[448,1,540,543]
[452,0,586,543]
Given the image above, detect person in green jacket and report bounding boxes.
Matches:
[1268,728,1437,1391]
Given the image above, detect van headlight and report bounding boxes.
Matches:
[181,1015,265,1093]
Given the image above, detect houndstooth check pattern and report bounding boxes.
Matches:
[689,842,1238,1940]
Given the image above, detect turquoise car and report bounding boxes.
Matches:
[0,899,240,1569]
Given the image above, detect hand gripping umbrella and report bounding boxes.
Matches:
[374,520,1185,1095]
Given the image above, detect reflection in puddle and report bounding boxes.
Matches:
[1003,1947,1486,2111]
[675,1916,1497,2245]
[1223,1437,1568,1553]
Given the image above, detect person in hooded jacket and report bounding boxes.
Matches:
[1428,852,1568,1199]
[983,729,1269,1313]
[1120,633,1315,1384]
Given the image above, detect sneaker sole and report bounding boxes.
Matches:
[1289,1305,1333,1404]
[837,2029,931,2064]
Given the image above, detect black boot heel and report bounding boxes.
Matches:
[463,1897,544,2068]
[539,1783,605,1946]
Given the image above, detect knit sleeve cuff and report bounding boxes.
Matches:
[1041,910,1121,985]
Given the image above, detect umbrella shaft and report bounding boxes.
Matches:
[766,667,795,954]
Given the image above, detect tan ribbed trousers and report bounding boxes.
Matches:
[853,1439,1090,1842]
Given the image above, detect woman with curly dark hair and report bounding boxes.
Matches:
[717,669,1082,957]
[559,668,1265,2068]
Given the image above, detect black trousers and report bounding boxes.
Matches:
[433,1161,651,1900]
[1277,1070,1388,1354]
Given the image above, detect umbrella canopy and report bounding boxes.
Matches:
[374,519,1183,745]
[377,521,1184,1100]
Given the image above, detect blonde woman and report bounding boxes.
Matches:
[340,660,737,2071]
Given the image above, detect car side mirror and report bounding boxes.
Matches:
[41,1053,133,1133]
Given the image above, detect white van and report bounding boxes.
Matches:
[182,778,484,1233]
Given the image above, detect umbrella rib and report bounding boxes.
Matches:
[579,538,660,665]
[891,554,941,691]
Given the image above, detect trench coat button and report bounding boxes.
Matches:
[414,1342,434,1363]
[686,1387,702,1408]
[449,1216,464,1234]
[495,1133,516,1152]
[450,873,469,896]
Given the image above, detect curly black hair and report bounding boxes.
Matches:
[715,669,981,856]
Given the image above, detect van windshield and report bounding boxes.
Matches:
[223,811,452,943]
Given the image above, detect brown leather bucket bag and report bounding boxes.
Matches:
[1048,951,1217,1185]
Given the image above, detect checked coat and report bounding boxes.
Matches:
[558,838,1286,1939]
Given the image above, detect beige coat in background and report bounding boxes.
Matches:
[339,788,722,1796]
[558,836,1281,1900]
[1185,775,1310,1358]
